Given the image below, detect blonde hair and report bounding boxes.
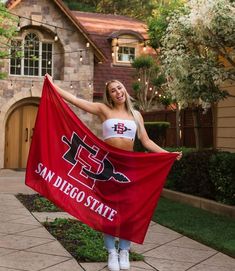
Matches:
[104,80,141,138]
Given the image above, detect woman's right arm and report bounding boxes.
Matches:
[47,75,105,116]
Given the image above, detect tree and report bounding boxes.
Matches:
[159,0,234,149]
[148,0,186,50]
[63,0,155,20]
[131,55,166,112]
[96,0,155,20]
[188,0,235,73]
[63,0,98,12]
[0,2,19,79]
[147,1,188,147]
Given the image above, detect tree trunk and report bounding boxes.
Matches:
[192,107,202,150]
[211,102,217,150]
[176,106,181,147]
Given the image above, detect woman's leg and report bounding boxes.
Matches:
[104,235,131,251]
[119,238,131,250]
[104,234,116,251]
[119,239,131,270]
[104,234,119,271]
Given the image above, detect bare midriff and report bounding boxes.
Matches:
[104,137,134,151]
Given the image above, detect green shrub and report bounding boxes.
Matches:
[165,147,196,153]
[209,152,235,205]
[134,121,170,151]
[16,193,61,212]
[166,150,235,205]
[44,218,107,262]
[131,55,155,69]
[145,121,170,143]
[44,218,144,262]
[166,150,217,200]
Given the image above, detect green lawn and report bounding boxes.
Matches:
[154,197,235,258]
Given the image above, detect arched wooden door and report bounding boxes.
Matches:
[5,104,38,169]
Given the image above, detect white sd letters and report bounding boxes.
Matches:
[35,162,118,221]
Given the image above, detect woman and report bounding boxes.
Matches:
[49,76,182,271]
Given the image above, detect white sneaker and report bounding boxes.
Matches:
[108,249,120,271]
[119,249,130,270]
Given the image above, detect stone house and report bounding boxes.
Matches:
[1,0,234,171]
[0,0,151,169]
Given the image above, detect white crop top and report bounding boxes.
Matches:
[102,118,137,140]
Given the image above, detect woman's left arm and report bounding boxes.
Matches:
[137,112,167,153]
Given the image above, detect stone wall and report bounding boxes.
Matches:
[0,0,96,168]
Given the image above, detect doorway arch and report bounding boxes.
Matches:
[4,99,39,169]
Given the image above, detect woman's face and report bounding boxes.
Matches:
[107,81,126,105]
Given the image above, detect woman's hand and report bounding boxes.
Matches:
[45,73,53,83]
[173,151,183,160]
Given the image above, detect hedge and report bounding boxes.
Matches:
[134,121,234,205]
[209,152,235,205]
[134,121,170,151]
[166,150,235,206]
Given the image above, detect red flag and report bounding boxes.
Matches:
[25,76,177,244]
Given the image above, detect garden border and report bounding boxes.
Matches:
[162,188,235,219]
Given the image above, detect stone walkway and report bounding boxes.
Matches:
[0,169,234,271]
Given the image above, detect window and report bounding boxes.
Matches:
[41,43,53,75]
[24,33,40,76]
[10,32,53,76]
[117,46,135,63]
[111,34,139,65]
[10,40,22,75]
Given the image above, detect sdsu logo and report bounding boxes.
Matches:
[62,132,130,189]
[112,123,131,134]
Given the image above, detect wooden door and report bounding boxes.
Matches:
[5,104,38,169]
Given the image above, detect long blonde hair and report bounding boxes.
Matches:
[104,80,141,138]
